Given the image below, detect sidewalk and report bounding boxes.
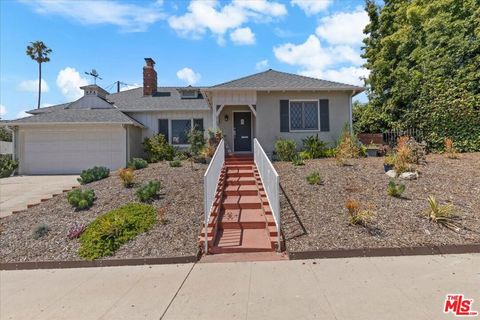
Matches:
[1,254,478,320]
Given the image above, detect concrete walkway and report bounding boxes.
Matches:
[0,175,79,217]
[1,254,479,320]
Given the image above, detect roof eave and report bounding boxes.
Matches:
[8,121,144,128]
[205,86,365,92]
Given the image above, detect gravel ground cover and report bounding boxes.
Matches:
[0,161,206,262]
[276,153,480,252]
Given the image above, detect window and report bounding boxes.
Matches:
[171,120,191,145]
[180,90,198,99]
[289,101,319,131]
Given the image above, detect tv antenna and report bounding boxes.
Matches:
[84,69,102,85]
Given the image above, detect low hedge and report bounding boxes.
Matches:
[78,203,156,260]
[78,166,110,184]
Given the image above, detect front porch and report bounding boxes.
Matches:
[214,104,257,153]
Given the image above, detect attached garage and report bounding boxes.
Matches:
[17,125,127,175]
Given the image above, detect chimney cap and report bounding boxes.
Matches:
[144,57,156,66]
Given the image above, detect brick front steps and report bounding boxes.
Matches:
[199,154,280,254]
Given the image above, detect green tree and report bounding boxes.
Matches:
[26,41,52,109]
[362,0,480,151]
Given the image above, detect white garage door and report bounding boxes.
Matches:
[21,126,126,174]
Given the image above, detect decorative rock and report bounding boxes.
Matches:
[385,170,397,178]
[399,171,419,180]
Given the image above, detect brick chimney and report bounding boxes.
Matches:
[143,58,157,96]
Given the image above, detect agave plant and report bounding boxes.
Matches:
[424,196,461,231]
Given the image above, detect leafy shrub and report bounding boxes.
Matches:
[384,153,396,166]
[187,129,205,156]
[0,154,18,178]
[32,223,50,239]
[299,151,312,160]
[143,134,175,162]
[79,203,156,260]
[335,124,360,165]
[302,134,327,159]
[387,181,405,197]
[322,148,337,158]
[78,166,110,184]
[207,128,223,149]
[405,137,427,164]
[136,181,161,202]
[67,189,95,210]
[394,137,413,173]
[274,139,296,161]
[201,145,216,158]
[67,223,86,239]
[118,168,135,187]
[169,160,182,167]
[128,158,148,170]
[306,172,323,185]
[424,195,455,225]
[345,199,375,226]
[444,138,458,159]
[0,127,12,141]
[175,151,189,160]
[291,154,305,166]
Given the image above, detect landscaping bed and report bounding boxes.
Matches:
[276,153,480,253]
[0,161,207,263]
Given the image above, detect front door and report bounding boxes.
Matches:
[233,112,252,152]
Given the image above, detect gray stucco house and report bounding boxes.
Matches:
[8,58,364,174]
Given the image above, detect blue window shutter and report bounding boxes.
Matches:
[280,100,289,132]
[319,99,329,132]
[158,119,169,141]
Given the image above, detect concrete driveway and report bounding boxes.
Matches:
[1,254,478,320]
[0,175,79,218]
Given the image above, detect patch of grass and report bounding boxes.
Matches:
[67,189,95,210]
[79,203,156,260]
[118,168,135,187]
[345,199,375,226]
[136,181,161,202]
[32,223,50,239]
[128,158,148,170]
[306,172,323,185]
[387,181,406,198]
[78,166,110,184]
[169,160,182,167]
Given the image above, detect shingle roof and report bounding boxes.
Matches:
[9,108,144,127]
[209,69,365,91]
[107,87,209,111]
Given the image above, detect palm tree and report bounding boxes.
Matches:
[26,41,52,109]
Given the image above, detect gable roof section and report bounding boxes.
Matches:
[209,69,365,92]
[107,87,209,111]
[9,108,144,127]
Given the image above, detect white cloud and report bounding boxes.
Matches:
[168,0,286,44]
[291,0,332,15]
[301,66,369,87]
[16,110,30,118]
[17,79,49,92]
[176,68,201,85]
[230,27,255,45]
[56,67,89,100]
[316,8,369,45]
[20,0,165,32]
[255,59,269,71]
[0,104,6,117]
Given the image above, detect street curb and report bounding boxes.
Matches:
[288,244,480,260]
[0,255,199,271]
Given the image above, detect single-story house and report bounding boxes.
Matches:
[8,58,364,174]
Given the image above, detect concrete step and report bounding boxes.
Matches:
[226,177,256,185]
[210,228,273,254]
[225,185,258,196]
[220,208,267,229]
[222,195,262,209]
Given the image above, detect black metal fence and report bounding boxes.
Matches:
[383,128,423,147]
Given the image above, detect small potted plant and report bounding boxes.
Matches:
[366,143,379,157]
[383,153,396,172]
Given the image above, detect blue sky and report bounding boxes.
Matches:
[0,0,368,120]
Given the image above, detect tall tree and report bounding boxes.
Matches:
[26,41,52,109]
[361,0,480,151]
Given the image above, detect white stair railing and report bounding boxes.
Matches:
[203,139,225,254]
[253,138,281,251]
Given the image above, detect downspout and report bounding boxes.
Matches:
[349,90,355,134]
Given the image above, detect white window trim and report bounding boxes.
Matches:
[288,99,320,132]
[162,118,204,147]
